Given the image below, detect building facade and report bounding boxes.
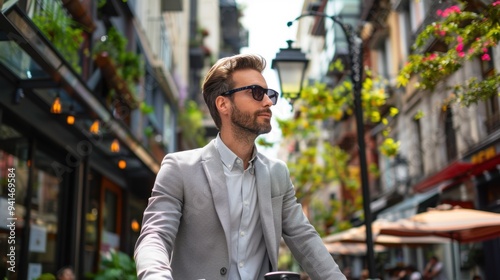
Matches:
[0,0,188,278]
[292,0,500,279]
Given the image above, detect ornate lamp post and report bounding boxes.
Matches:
[272,11,377,279]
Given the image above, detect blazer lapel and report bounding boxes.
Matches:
[201,141,232,252]
[255,157,278,270]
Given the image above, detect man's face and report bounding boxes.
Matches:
[227,69,273,136]
[60,268,75,280]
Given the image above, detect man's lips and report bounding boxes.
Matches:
[257,110,272,118]
[259,113,272,118]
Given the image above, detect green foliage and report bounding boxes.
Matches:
[144,125,154,138]
[256,137,274,148]
[139,102,154,115]
[274,63,397,235]
[379,138,400,157]
[32,2,84,73]
[178,101,207,147]
[36,273,56,280]
[92,27,143,86]
[397,1,500,105]
[87,250,137,280]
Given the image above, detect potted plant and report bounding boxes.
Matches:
[92,27,143,109]
[87,250,137,280]
[32,1,84,73]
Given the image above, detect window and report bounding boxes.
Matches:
[29,151,62,275]
[481,48,500,133]
[444,107,458,161]
[414,118,425,174]
[0,125,29,280]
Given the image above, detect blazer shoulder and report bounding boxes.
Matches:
[257,152,287,168]
[161,140,216,166]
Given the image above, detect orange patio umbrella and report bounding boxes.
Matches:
[378,204,500,243]
[324,242,387,256]
[323,220,449,246]
[377,204,500,279]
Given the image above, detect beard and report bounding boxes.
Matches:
[230,102,272,137]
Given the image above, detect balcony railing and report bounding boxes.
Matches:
[485,111,500,133]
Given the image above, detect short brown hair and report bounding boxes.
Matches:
[202,54,266,129]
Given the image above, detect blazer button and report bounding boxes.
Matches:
[220,267,227,275]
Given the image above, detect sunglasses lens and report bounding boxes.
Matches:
[267,90,278,105]
[252,86,266,101]
[250,86,278,105]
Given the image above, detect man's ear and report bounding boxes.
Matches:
[216,96,230,116]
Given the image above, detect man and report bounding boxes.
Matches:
[56,266,75,280]
[423,256,447,280]
[134,54,346,280]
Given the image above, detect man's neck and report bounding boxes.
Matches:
[219,131,256,167]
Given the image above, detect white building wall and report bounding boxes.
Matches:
[198,0,220,62]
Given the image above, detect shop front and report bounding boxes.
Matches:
[0,2,160,279]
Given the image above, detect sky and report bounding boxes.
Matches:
[235,0,305,158]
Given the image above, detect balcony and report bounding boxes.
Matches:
[485,111,500,133]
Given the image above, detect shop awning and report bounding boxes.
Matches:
[377,189,439,221]
[413,153,500,193]
[413,161,473,193]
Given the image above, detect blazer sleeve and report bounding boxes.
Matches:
[134,154,184,280]
[279,166,346,280]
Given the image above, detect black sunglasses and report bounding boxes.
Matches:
[221,85,278,105]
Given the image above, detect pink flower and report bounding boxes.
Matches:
[456,43,464,52]
[441,5,461,17]
[458,52,465,58]
[481,53,491,61]
[457,36,463,43]
[422,53,438,62]
[436,9,443,16]
[493,1,500,6]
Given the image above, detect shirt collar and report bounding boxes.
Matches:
[215,133,257,171]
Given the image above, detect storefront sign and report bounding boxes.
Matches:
[470,146,497,164]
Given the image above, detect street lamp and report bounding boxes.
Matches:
[391,154,410,196]
[271,40,309,104]
[272,11,377,279]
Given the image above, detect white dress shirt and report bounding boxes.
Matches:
[215,135,269,280]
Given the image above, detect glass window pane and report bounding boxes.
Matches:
[0,124,29,280]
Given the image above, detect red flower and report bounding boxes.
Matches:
[481,53,491,61]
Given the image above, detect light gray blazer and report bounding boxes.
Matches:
[134,140,346,280]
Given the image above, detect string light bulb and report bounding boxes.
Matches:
[66,104,75,125]
[131,219,140,232]
[89,120,100,134]
[51,94,62,114]
[110,139,120,152]
[118,159,126,169]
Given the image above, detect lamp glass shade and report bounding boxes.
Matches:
[395,161,409,183]
[392,155,409,184]
[271,42,309,102]
[274,61,307,100]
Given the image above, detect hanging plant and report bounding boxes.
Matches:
[92,27,143,82]
[32,2,84,73]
